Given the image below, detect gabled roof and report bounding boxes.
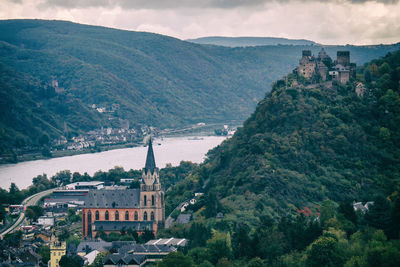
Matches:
[104,254,146,265]
[77,240,111,253]
[83,189,140,208]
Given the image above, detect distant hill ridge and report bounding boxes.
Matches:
[186,36,317,47]
[0,19,399,160]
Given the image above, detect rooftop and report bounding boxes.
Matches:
[93,221,154,232]
[146,238,187,247]
[83,189,140,208]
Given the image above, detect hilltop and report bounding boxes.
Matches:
[166,49,400,224]
[1,19,399,159]
[186,36,317,47]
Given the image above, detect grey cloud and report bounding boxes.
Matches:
[41,0,400,10]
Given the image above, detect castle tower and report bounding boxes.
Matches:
[140,138,165,225]
[337,51,350,66]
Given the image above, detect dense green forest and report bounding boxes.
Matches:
[1,20,399,158]
[156,50,400,266]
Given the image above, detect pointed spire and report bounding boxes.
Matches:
[144,137,156,174]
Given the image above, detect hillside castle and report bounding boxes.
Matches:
[295,48,356,84]
[82,139,165,239]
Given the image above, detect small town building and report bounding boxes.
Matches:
[65,181,104,190]
[146,238,188,247]
[50,240,66,267]
[82,139,165,239]
[37,215,55,226]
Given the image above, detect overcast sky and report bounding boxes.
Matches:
[1,0,400,45]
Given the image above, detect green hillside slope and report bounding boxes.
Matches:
[166,50,400,224]
[0,19,399,158]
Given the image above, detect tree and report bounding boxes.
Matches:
[320,200,335,227]
[38,134,50,146]
[206,232,233,264]
[389,198,400,239]
[72,172,82,182]
[246,257,264,267]
[89,252,108,267]
[232,225,251,258]
[52,170,72,185]
[188,247,210,265]
[0,206,6,222]
[59,255,84,267]
[139,229,154,243]
[365,196,391,235]
[338,201,357,225]
[204,190,219,218]
[4,231,23,247]
[188,222,211,248]
[306,236,344,267]
[216,257,233,267]
[38,245,50,264]
[364,69,372,83]
[25,206,44,221]
[9,183,23,204]
[156,251,195,267]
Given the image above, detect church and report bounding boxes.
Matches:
[82,139,165,239]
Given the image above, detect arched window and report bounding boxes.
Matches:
[134,211,138,220]
[105,210,109,220]
[95,211,99,220]
[87,211,92,237]
[152,195,155,206]
[144,211,148,221]
[125,211,129,220]
[115,211,119,221]
[144,195,147,206]
[151,211,154,221]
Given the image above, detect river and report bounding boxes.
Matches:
[0,136,226,190]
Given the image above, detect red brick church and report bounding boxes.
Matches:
[82,139,165,238]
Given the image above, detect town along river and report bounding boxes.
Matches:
[0,136,226,190]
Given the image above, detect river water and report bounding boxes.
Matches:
[0,136,226,190]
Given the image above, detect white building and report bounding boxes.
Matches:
[65,181,104,190]
[38,215,55,226]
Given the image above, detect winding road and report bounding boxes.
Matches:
[0,188,57,239]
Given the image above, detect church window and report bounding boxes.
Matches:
[95,211,99,220]
[105,211,109,220]
[125,211,129,220]
[152,195,155,206]
[144,211,148,221]
[151,211,154,221]
[144,195,147,206]
[115,211,119,221]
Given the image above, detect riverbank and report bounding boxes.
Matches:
[0,136,227,190]
[2,122,239,165]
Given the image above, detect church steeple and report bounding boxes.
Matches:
[144,138,156,174]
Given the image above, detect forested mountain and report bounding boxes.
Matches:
[186,36,317,47]
[0,19,399,156]
[166,50,400,223]
[159,50,400,266]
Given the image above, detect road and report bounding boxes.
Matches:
[0,187,57,239]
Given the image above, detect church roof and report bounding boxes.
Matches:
[83,189,140,208]
[144,138,157,174]
[93,221,154,232]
